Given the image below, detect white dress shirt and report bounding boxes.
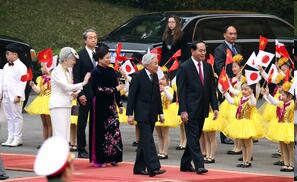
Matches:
[85,46,96,66]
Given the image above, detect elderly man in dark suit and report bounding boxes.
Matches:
[214,25,241,145]
[177,41,218,174]
[126,53,166,177]
[73,29,97,158]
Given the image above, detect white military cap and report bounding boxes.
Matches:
[34,136,70,176]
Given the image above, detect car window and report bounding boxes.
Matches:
[106,15,168,43]
[264,18,293,39]
[194,17,268,40]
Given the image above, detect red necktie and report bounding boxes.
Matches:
[198,62,204,86]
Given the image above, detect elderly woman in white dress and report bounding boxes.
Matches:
[49,47,90,141]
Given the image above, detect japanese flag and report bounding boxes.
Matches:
[275,40,284,58]
[245,70,261,85]
[246,52,258,70]
[255,50,274,68]
[120,60,135,75]
[268,64,278,84]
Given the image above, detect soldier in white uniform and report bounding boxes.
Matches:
[1,43,27,147]
[34,136,74,182]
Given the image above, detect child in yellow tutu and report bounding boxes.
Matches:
[223,82,263,168]
[155,73,179,159]
[219,54,244,155]
[262,81,294,172]
[25,63,52,147]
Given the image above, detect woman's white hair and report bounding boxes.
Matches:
[142,53,157,66]
[59,47,79,63]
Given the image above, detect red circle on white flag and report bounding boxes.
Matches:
[262,55,270,64]
[250,73,258,81]
[126,65,131,73]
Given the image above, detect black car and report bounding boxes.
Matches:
[0,35,38,108]
[101,11,294,63]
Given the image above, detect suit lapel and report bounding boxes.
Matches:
[82,48,94,69]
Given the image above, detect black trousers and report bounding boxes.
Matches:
[77,100,92,152]
[180,118,205,170]
[134,121,160,173]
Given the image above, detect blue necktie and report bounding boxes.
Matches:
[231,45,237,55]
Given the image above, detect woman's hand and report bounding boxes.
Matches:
[83,72,91,86]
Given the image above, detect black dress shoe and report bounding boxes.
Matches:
[134,170,148,175]
[78,151,89,158]
[149,169,166,177]
[180,166,195,172]
[238,157,253,161]
[205,158,215,164]
[227,150,242,155]
[0,174,9,180]
[197,168,208,174]
[236,163,244,167]
[132,141,139,147]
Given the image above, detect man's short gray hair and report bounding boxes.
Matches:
[59,47,79,63]
[142,53,157,66]
[82,28,97,40]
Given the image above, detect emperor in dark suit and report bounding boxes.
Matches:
[73,29,97,158]
[126,53,166,177]
[177,41,218,174]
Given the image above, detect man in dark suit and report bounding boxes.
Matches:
[177,41,218,175]
[73,29,97,158]
[214,25,241,145]
[126,53,166,177]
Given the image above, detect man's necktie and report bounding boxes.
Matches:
[198,62,204,86]
[92,51,96,67]
[231,44,238,55]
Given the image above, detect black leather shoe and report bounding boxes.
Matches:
[236,163,244,167]
[180,166,195,172]
[0,174,9,180]
[149,169,166,177]
[227,150,242,155]
[238,157,253,161]
[223,138,234,144]
[197,168,208,174]
[132,141,139,147]
[78,151,89,158]
[134,170,148,175]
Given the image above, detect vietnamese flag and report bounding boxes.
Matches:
[171,49,181,60]
[21,68,33,82]
[38,48,53,68]
[115,42,132,62]
[207,53,214,66]
[225,49,233,65]
[267,66,275,84]
[218,68,230,91]
[168,59,179,72]
[259,35,268,51]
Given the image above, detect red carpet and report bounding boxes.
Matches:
[1,153,292,182]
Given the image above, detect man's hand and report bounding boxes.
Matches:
[213,110,219,120]
[78,95,87,106]
[180,112,189,124]
[14,96,21,104]
[127,116,134,125]
[159,114,165,123]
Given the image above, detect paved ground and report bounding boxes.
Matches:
[0,95,294,180]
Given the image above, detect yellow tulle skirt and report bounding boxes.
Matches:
[155,103,181,128]
[25,95,50,115]
[258,102,277,130]
[203,112,224,132]
[265,119,294,144]
[223,109,264,139]
[219,100,237,128]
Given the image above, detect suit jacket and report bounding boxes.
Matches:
[73,48,95,99]
[49,64,83,109]
[214,42,241,77]
[126,69,163,122]
[2,59,27,102]
[177,58,218,119]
